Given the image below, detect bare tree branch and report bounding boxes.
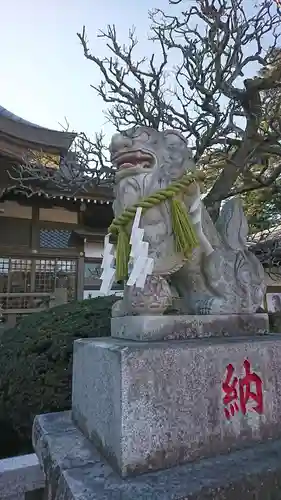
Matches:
[248,224,281,280]
[8,1,281,222]
[8,131,115,197]
[77,24,169,130]
[77,0,281,220]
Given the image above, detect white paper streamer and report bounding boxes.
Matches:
[189,184,214,256]
[127,207,154,289]
[99,233,116,295]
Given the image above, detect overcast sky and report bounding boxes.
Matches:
[0,0,278,142]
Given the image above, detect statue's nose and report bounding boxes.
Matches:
[110,133,133,155]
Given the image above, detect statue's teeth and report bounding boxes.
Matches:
[119,162,135,169]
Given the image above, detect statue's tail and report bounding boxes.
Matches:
[215,197,266,309]
[215,198,248,250]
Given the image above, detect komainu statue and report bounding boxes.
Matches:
[108,126,265,316]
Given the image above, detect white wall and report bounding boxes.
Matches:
[83,290,123,299]
[84,242,103,259]
[39,207,78,224]
[0,201,80,223]
[0,200,32,219]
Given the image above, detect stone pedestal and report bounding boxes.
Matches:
[32,411,281,500]
[72,332,281,478]
[33,310,281,499]
[111,313,269,341]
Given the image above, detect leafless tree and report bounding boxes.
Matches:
[9,130,115,197]
[248,223,281,280]
[9,0,281,221]
[77,0,281,220]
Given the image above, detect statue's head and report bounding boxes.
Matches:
[109,126,198,275]
[109,126,195,186]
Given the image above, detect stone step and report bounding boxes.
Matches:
[33,411,281,500]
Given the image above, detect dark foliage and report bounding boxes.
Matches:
[268,312,281,333]
[0,295,117,459]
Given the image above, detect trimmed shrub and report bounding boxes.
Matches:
[0,295,118,458]
[269,312,281,333]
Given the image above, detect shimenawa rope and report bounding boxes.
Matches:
[108,170,205,281]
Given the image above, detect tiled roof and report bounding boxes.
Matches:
[0,105,76,150]
[0,106,42,128]
[40,229,72,249]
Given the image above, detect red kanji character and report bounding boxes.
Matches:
[239,359,263,415]
[222,360,264,420]
[222,363,240,420]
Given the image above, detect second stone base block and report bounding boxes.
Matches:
[72,335,281,477]
[111,313,269,341]
[32,411,281,500]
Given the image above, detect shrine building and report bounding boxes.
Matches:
[0,106,122,328]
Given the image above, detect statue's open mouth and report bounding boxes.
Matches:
[112,150,155,171]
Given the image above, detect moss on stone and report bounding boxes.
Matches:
[0,296,118,458]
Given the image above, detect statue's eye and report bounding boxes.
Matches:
[166,140,181,150]
[165,133,186,150]
[132,131,150,143]
[150,138,158,145]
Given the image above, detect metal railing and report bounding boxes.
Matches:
[0,453,45,500]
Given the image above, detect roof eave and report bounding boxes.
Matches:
[0,114,76,152]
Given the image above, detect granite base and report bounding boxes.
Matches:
[33,411,281,500]
[111,313,269,341]
[72,334,281,477]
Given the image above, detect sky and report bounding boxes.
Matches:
[0,0,278,143]
[0,0,164,139]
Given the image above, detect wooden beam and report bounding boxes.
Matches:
[2,308,48,314]
[0,246,80,257]
[76,255,85,301]
[0,292,51,297]
[31,205,39,250]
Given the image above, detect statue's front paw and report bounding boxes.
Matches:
[126,275,173,316]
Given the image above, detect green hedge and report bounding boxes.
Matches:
[268,312,281,333]
[0,296,117,459]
